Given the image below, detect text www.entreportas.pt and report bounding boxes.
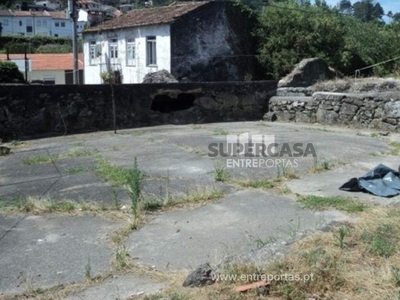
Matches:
[211,273,315,283]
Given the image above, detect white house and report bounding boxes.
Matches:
[0,10,72,37]
[84,25,169,84]
[49,11,72,37]
[83,1,258,84]
[0,53,84,84]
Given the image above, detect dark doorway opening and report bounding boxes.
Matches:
[151,93,195,113]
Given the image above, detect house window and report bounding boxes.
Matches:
[19,21,22,26]
[146,36,156,66]
[55,22,59,27]
[126,39,135,66]
[109,39,118,60]
[26,26,33,33]
[61,22,65,27]
[43,76,56,85]
[89,41,100,65]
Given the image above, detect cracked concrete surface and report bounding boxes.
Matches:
[0,121,399,299]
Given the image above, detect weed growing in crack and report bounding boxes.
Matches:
[334,226,349,249]
[126,157,143,229]
[254,235,277,249]
[22,154,58,165]
[115,247,131,270]
[85,258,91,280]
[391,266,400,287]
[112,188,120,210]
[310,157,331,173]
[277,164,287,178]
[213,161,230,182]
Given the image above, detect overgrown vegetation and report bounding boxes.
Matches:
[298,194,368,212]
[0,197,107,214]
[0,60,25,83]
[0,35,82,54]
[254,0,400,79]
[213,161,231,182]
[22,154,57,165]
[143,207,400,299]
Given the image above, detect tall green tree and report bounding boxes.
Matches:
[353,0,384,22]
[0,61,25,83]
[338,0,353,15]
[255,0,400,78]
[255,1,346,79]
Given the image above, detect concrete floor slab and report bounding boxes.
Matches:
[65,274,166,300]
[0,215,120,295]
[285,156,400,205]
[0,149,60,186]
[0,121,398,297]
[126,189,340,271]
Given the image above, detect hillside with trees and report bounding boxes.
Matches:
[1,0,399,80]
[251,0,400,79]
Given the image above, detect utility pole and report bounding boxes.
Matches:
[24,45,28,82]
[69,0,79,84]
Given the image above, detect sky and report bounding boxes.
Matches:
[323,0,400,15]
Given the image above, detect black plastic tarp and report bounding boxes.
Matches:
[339,164,400,197]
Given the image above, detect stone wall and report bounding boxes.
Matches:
[268,90,400,132]
[0,81,277,140]
[170,2,260,82]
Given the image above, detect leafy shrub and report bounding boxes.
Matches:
[0,60,25,83]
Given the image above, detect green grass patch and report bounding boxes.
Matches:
[0,197,114,214]
[235,179,276,189]
[173,188,223,205]
[213,128,229,136]
[95,158,130,186]
[143,188,224,211]
[67,149,96,158]
[389,141,400,155]
[132,130,144,136]
[71,142,84,147]
[9,140,24,146]
[361,223,397,257]
[22,154,57,165]
[66,166,87,175]
[298,195,368,212]
[213,162,230,182]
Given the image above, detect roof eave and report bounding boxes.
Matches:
[83,21,172,34]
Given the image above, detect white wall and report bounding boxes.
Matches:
[0,16,13,35]
[83,24,171,84]
[51,18,72,37]
[0,14,72,36]
[29,70,65,84]
[1,16,53,36]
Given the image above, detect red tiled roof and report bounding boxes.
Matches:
[12,10,51,17]
[48,11,68,19]
[0,53,84,71]
[0,9,13,16]
[84,1,210,32]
